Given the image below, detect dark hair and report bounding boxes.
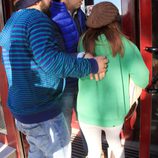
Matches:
[53,0,61,2]
[14,0,41,10]
[83,22,124,57]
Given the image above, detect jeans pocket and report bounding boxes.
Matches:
[16,120,43,136]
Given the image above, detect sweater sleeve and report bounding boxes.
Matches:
[125,41,149,88]
[27,14,98,78]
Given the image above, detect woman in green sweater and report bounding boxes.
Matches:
[77,2,149,158]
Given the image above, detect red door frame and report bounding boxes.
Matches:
[122,0,152,157]
[139,0,152,158]
[0,56,22,158]
[0,0,23,157]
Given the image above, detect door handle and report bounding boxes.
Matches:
[145,47,158,53]
[145,47,158,59]
[146,87,158,94]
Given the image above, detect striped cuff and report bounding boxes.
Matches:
[88,59,98,74]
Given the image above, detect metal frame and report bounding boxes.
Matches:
[0,0,24,157]
[139,0,152,158]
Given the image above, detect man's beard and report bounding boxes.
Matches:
[40,0,50,15]
[43,9,51,18]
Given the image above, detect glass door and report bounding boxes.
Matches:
[139,0,158,157]
[145,0,158,157]
[0,0,7,135]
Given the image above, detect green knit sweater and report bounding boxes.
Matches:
[77,35,149,127]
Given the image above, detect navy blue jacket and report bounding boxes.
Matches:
[50,1,86,54]
[50,2,87,87]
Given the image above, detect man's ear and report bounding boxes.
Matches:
[14,0,22,10]
[14,0,20,5]
[36,0,41,5]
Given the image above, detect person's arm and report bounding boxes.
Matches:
[28,15,102,78]
[77,36,107,80]
[125,41,149,88]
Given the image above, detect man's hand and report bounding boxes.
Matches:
[92,56,108,81]
[84,53,108,81]
[84,53,93,59]
[94,56,108,73]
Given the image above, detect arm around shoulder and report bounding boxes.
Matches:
[28,15,97,78]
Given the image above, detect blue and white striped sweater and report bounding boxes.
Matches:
[0,9,98,123]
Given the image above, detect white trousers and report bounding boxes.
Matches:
[79,122,125,158]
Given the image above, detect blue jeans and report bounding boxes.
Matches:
[15,113,71,158]
[61,86,88,155]
[61,87,78,134]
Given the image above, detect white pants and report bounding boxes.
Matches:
[79,122,125,158]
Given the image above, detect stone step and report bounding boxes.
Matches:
[0,142,16,158]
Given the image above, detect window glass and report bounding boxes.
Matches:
[85,0,121,16]
[0,0,7,134]
[0,97,7,134]
[151,0,158,147]
[94,0,122,14]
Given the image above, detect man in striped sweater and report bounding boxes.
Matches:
[0,0,107,157]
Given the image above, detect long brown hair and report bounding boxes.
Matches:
[83,22,124,57]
